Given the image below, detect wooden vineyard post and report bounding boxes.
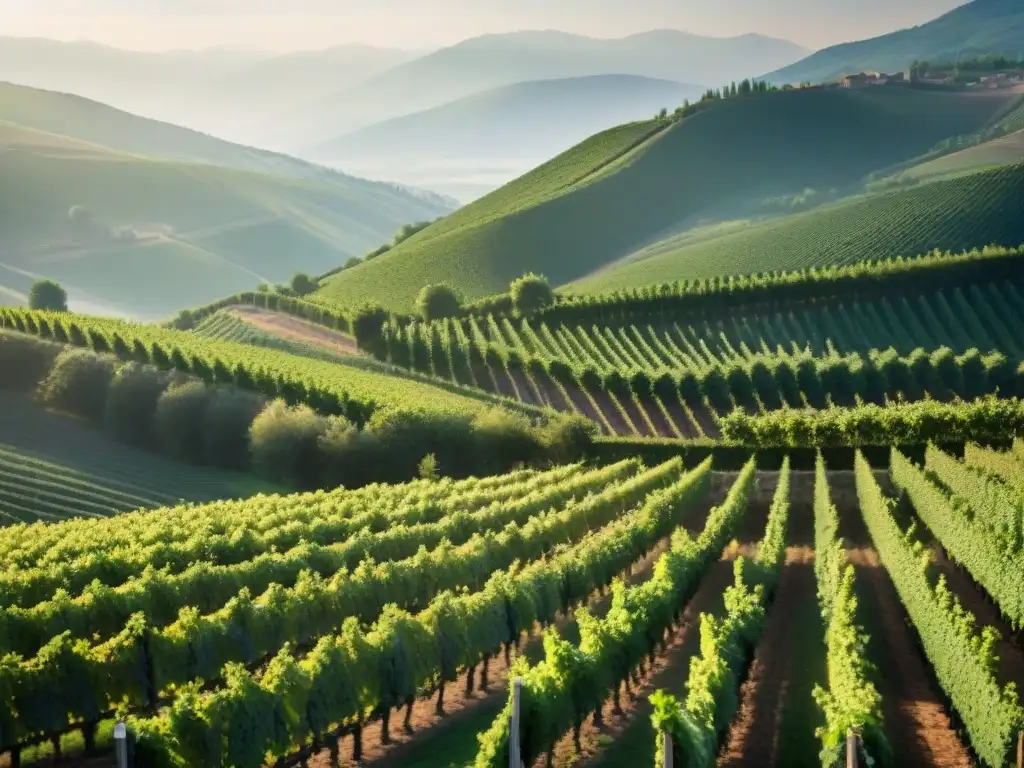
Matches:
[114,722,129,768]
[663,732,673,768]
[846,728,859,768]
[509,677,522,768]
[1016,730,1023,768]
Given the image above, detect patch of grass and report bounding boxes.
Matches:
[316,87,1011,311]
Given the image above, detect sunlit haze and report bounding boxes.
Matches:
[2,0,967,51]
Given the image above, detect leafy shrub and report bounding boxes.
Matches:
[28,280,68,312]
[318,416,385,489]
[155,381,213,463]
[510,274,554,316]
[104,363,172,448]
[249,401,327,488]
[202,388,265,471]
[471,408,544,473]
[0,332,63,392]
[415,284,462,321]
[37,348,116,424]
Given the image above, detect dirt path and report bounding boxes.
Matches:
[226,305,360,356]
[840,499,974,768]
[717,503,825,768]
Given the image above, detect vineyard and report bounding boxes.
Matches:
[1,446,1023,767]
[571,161,1024,294]
[365,251,1024,441]
[0,391,273,524]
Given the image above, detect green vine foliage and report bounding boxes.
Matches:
[127,458,715,767]
[855,452,1024,767]
[648,460,791,768]
[906,447,1024,628]
[473,460,754,767]
[811,454,887,767]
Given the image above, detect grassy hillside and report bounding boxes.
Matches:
[316,87,1011,312]
[899,130,1024,182]
[0,392,275,524]
[0,123,450,319]
[310,74,703,165]
[765,0,1024,84]
[283,29,808,146]
[0,81,450,204]
[570,162,1024,292]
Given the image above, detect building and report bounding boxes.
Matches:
[840,72,882,89]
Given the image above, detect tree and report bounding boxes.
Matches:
[510,273,554,316]
[415,283,461,321]
[29,279,68,312]
[290,273,318,296]
[352,304,390,359]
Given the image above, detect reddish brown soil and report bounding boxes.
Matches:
[471,363,500,394]
[717,503,821,768]
[840,499,974,768]
[226,306,360,356]
[508,368,543,407]
[618,393,655,438]
[532,372,574,414]
[586,387,630,435]
[488,365,518,400]
[640,398,675,439]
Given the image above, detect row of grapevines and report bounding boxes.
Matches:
[1,462,635,657]
[926,445,1023,554]
[721,396,1024,448]
[0,465,566,610]
[648,460,788,768]
[0,460,677,745]
[895,448,1024,629]
[118,459,715,768]
[0,308,518,425]
[650,559,765,768]
[0,465,544,572]
[385,309,1022,417]
[473,459,757,767]
[854,452,1023,767]
[963,443,1024,493]
[811,455,886,766]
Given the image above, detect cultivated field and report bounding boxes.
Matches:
[316,87,1015,312]
[572,162,1024,293]
[0,391,275,524]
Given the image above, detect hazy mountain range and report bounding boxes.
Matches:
[765,0,1024,84]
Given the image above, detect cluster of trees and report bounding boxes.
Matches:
[0,330,596,491]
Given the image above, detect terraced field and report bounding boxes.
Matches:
[0,391,275,524]
[316,87,1014,312]
[572,162,1024,293]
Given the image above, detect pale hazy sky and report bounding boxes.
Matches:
[0,0,968,53]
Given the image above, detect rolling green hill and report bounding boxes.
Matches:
[765,0,1024,85]
[0,119,451,319]
[0,392,275,524]
[898,129,1024,182]
[316,86,1012,312]
[0,81,448,204]
[569,162,1024,293]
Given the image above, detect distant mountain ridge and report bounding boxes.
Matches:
[311,74,704,162]
[278,29,810,148]
[765,0,1024,85]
